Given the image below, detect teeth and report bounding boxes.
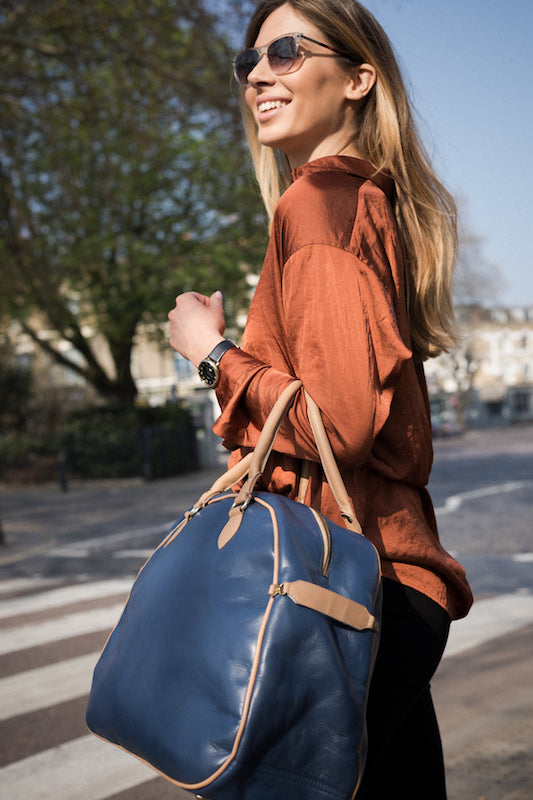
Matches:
[258,100,288,113]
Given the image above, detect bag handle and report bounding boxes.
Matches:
[304,390,361,533]
[217,380,362,545]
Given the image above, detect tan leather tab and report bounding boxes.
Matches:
[217,505,244,549]
[282,580,378,631]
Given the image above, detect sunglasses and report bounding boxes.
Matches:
[233,32,358,86]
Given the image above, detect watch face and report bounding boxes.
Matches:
[198,359,218,387]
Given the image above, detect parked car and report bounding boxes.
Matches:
[431,410,464,438]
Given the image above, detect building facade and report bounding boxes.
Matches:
[424,305,533,427]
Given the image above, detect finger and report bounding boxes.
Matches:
[173,291,207,307]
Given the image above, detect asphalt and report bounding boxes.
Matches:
[1,466,532,800]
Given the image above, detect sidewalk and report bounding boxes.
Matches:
[1,466,532,799]
[436,621,533,800]
[0,466,224,566]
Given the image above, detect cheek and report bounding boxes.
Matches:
[296,65,344,100]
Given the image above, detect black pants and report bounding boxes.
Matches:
[356,578,451,799]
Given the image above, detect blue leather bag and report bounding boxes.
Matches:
[86,381,382,800]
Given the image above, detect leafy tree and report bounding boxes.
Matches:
[455,228,504,307]
[0,0,266,404]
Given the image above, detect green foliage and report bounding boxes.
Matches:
[0,0,266,404]
[60,403,198,479]
[0,434,60,485]
[0,435,57,469]
[0,404,198,481]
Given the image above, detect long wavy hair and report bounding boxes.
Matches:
[239,0,458,360]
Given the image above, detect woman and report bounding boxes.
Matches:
[168,1,473,796]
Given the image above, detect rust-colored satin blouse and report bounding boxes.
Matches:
[213,155,473,620]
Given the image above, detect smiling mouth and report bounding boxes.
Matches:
[258,100,290,113]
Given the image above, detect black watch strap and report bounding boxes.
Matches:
[206,339,235,365]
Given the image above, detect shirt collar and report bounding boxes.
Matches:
[291,155,395,202]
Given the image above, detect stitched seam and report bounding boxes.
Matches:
[283,240,365,266]
[242,760,349,799]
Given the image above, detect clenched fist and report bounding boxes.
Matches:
[168,291,226,366]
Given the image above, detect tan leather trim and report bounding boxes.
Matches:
[181,498,281,789]
[161,516,188,548]
[274,579,378,632]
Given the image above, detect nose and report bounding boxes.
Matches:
[246,52,276,86]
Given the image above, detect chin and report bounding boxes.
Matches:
[257,131,289,152]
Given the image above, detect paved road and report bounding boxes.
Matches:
[1,424,532,799]
[1,573,532,800]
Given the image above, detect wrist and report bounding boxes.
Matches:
[190,336,227,368]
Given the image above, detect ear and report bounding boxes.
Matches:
[345,63,376,101]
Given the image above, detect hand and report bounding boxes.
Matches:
[168,291,226,366]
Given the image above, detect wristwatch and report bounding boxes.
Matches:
[197,340,235,388]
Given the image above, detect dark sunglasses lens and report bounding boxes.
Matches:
[234,36,299,84]
[267,36,298,73]
[234,49,260,84]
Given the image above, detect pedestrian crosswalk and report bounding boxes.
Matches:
[1,575,533,799]
[0,575,188,799]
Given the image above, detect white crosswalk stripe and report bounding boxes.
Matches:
[1,576,532,799]
[0,602,126,655]
[0,577,63,596]
[0,652,99,720]
[1,735,156,800]
[0,579,132,619]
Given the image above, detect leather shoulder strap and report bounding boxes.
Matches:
[304,391,361,533]
[206,380,362,534]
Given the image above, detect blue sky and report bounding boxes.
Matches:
[362,0,533,307]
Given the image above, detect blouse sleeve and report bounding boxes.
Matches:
[213,240,412,470]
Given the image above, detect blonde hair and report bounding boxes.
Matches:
[240,0,458,360]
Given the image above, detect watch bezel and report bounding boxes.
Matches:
[198,357,219,388]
